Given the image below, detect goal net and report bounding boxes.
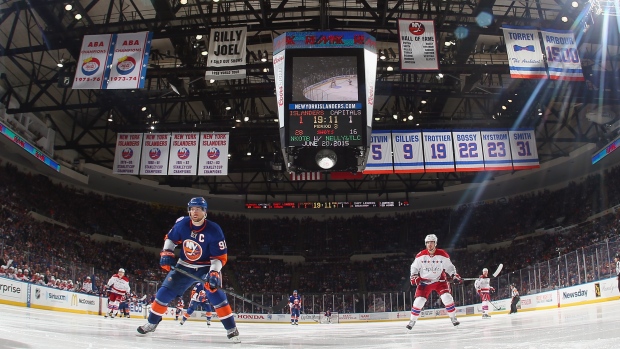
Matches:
[318,312,339,324]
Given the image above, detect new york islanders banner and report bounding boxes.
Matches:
[72,34,113,89]
[113,133,143,175]
[502,26,546,79]
[205,27,247,80]
[140,133,171,175]
[198,132,229,175]
[363,130,394,174]
[105,31,153,89]
[168,132,199,175]
[540,29,584,81]
[397,19,439,71]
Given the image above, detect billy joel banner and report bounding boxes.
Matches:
[502,26,546,79]
[540,29,584,81]
[113,133,143,175]
[397,19,439,71]
[198,132,229,175]
[205,27,247,80]
[73,32,152,90]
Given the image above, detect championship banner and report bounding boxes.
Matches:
[168,132,199,175]
[273,50,286,130]
[105,31,153,89]
[452,130,484,172]
[113,133,143,174]
[509,129,539,170]
[421,130,455,172]
[198,132,229,175]
[540,29,584,81]
[72,34,113,89]
[481,130,513,171]
[392,130,424,173]
[205,27,247,80]
[363,130,394,174]
[502,26,546,79]
[139,133,171,175]
[397,19,439,71]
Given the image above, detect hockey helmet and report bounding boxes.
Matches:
[17,269,22,273]
[118,268,125,273]
[86,276,91,279]
[615,253,620,259]
[482,268,489,273]
[424,234,438,243]
[188,197,208,211]
[293,290,298,295]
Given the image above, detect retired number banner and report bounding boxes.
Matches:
[422,130,454,172]
[509,129,539,170]
[392,130,424,173]
[503,26,546,79]
[481,130,512,171]
[363,130,394,174]
[452,130,484,172]
[540,29,584,81]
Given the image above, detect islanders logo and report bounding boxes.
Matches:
[116,55,137,75]
[121,148,134,159]
[81,57,101,76]
[149,148,161,160]
[182,240,203,262]
[206,147,220,160]
[408,22,426,36]
[177,147,191,160]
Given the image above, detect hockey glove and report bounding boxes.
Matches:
[410,275,426,286]
[490,287,496,293]
[451,273,463,284]
[205,271,220,292]
[159,250,175,272]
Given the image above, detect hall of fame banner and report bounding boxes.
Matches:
[113,133,143,175]
[198,132,229,175]
[540,29,584,81]
[502,26,546,79]
[363,130,394,174]
[139,133,171,175]
[397,19,439,71]
[168,132,199,175]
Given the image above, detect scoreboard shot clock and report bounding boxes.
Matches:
[273,31,377,173]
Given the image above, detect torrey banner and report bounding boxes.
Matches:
[397,19,439,71]
[540,28,584,81]
[205,27,247,80]
[503,25,546,79]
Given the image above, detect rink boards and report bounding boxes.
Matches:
[0,276,619,322]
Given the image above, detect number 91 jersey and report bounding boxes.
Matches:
[165,216,228,266]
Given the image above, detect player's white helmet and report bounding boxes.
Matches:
[424,234,438,243]
[482,268,488,273]
[118,268,125,273]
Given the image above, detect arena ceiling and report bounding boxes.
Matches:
[0,0,619,200]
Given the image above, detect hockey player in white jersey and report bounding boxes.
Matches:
[406,234,462,331]
[475,268,495,318]
[104,268,130,318]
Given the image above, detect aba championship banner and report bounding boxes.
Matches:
[540,29,584,81]
[422,130,455,172]
[452,130,485,172]
[502,26,546,79]
[363,130,394,174]
[397,19,439,71]
[205,27,247,80]
[168,132,199,175]
[105,31,153,89]
[140,133,171,175]
[72,34,113,89]
[113,133,143,175]
[480,130,513,171]
[509,129,539,170]
[198,132,229,175]
[392,130,424,173]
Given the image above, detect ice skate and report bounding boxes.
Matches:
[179,319,185,325]
[207,320,211,326]
[482,313,491,319]
[137,322,158,334]
[406,320,415,330]
[451,317,460,326]
[227,328,241,343]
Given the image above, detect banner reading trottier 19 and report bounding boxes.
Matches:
[273,31,376,148]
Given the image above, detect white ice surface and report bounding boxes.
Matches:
[0,300,619,349]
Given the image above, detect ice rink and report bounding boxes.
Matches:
[1,301,620,349]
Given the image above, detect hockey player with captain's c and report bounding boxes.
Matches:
[406,234,462,331]
[137,197,240,343]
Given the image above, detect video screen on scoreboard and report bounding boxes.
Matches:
[285,49,366,147]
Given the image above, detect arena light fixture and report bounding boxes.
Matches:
[315,149,337,170]
[64,4,72,11]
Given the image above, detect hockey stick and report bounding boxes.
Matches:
[171,266,287,312]
[462,264,504,281]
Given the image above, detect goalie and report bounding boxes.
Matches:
[475,268,495,318]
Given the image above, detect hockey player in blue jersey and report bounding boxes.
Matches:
[289,290,302,325]
[137,197,240,343]
[180,282,214,326]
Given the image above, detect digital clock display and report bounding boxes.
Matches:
[285,50,366,148]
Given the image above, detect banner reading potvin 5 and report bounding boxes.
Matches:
[104,31,153,89]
